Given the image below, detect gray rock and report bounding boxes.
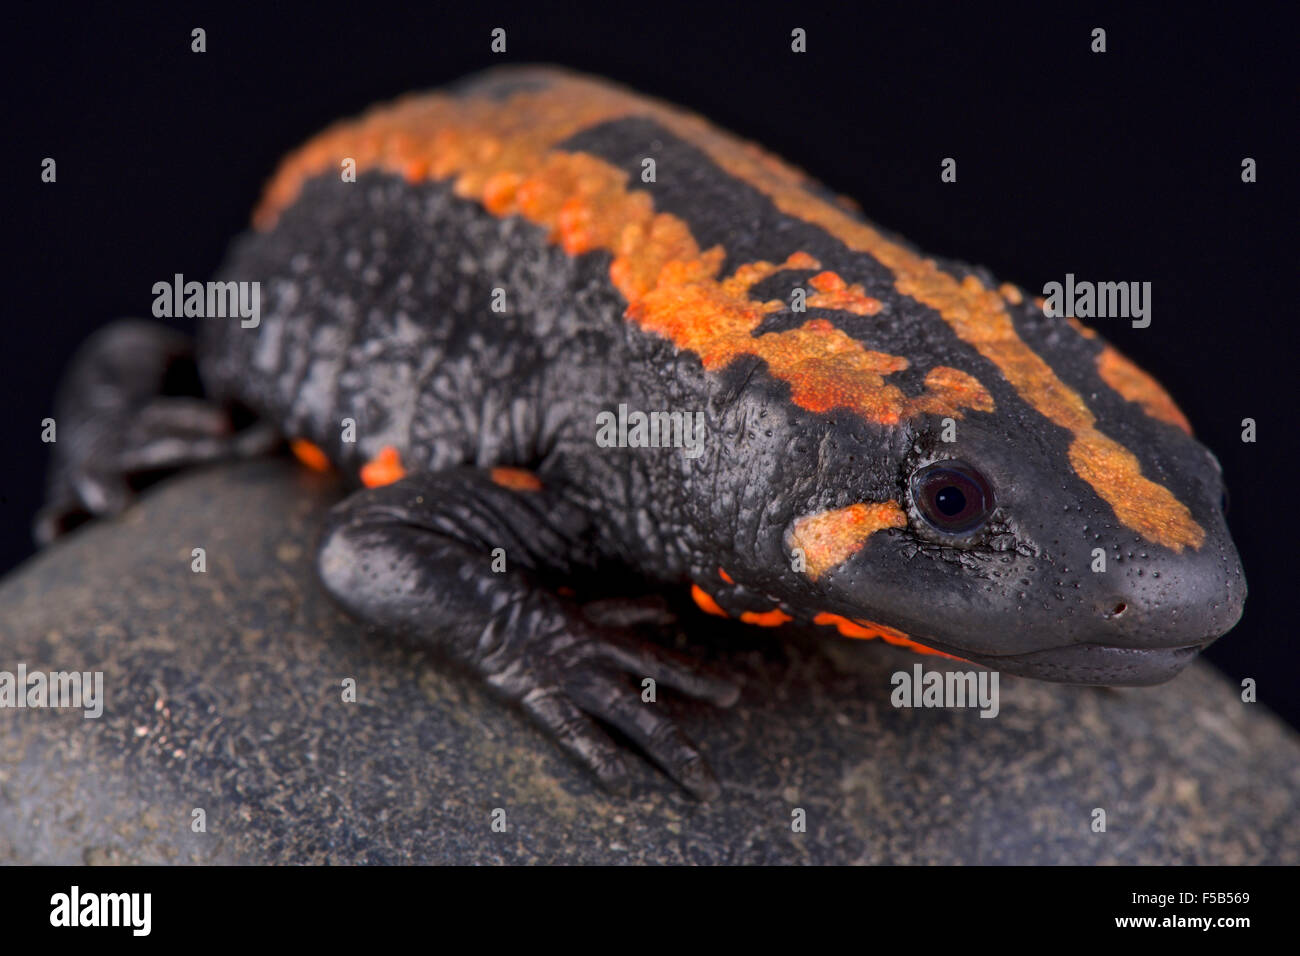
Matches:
[0,459,1295,864]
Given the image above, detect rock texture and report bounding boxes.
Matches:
[0,459,1295,864]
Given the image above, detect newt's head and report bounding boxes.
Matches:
[778,306,1245,687]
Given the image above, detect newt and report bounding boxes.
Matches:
[38,67,1246,798]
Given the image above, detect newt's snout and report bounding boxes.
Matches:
[964,531,1246,686]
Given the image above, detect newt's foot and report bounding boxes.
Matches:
[316,469,740,799]
[36,320,279,544]
[495,624,740,800]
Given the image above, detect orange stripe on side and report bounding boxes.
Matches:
[813,612,966,661]
[360,446,406,488]
[490,467,544,491]
[739,608,792,628]
[290,438,331,472]
[691,584,729,618]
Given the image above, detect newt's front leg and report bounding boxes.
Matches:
[315,466,739,798]
[36,319,278,544]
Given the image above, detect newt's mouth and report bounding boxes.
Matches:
[955,642,1209,686]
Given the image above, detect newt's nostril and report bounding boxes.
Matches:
[1099,600,1128,619]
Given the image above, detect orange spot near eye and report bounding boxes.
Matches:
[490,467,544,491]
[718,567,734,584]
[290,438,331,473]
[813,612,966,661]
[691,584,728,618]
[740,608,792,627]
[360,446,406,488]
[788,501,907,580]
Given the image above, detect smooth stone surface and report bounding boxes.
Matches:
[0,458,1296,864]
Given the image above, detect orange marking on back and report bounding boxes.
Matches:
[806,270,883,315]
[833,194,862,214]
[740,608,792,628]
[717,567,734,584]
[254,77,991,429]
[664,162,1201,546]
[254,71,1196,550]
[360,445,406,488]
[625,251,991,425]
[691,584,728,618]
[290,438,331,472]
[813,612,966,661]
[482,171,524,215]
[788,501,907,580]
[402,158,428,183]
[490,466,544,491]
[668,120,1205,551]
[1066,316,1098,339]
[1096,346,1192,434]
[783,251,820,271]
[999,283,1024,306]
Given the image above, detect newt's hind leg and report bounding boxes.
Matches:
[36,319,278,543]
[316,467,739,799]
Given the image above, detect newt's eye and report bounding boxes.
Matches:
[910,461,995,535]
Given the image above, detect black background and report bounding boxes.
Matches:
[4,3,1295,728]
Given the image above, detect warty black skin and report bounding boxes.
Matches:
[40,72,1246,795]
